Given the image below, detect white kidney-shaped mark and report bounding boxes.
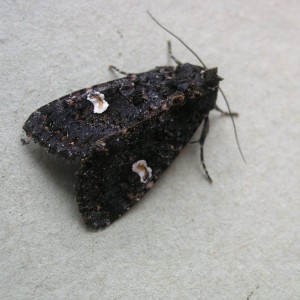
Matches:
[132,160,152,183]
[87,91,109,114]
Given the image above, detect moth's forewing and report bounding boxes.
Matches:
[23,66,178,159]
[76,86,217,229]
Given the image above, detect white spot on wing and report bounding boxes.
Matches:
[87,92,109,114]
[132,160,152,183]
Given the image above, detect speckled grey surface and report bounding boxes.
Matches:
[1,1,300,299]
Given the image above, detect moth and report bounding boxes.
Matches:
[23,13,243,229]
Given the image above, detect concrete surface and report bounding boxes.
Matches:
[1,0,300,299]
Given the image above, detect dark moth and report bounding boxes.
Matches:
[23,63,222,229]
[23,12,244,229]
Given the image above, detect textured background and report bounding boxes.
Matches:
[1,0,300,299]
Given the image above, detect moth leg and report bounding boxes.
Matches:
[168,41,182,66]
[191,115,212,183]
[109,65,131,76]
[199,116,213,183]
[215,105,239,117]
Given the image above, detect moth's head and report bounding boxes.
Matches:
[202,67,223,90]
[175,63,222,94]
[177,62,221,79]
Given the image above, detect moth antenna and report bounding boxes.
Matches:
[147,11,207,69]
[219,87,246,163]
[148,11,246,163]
